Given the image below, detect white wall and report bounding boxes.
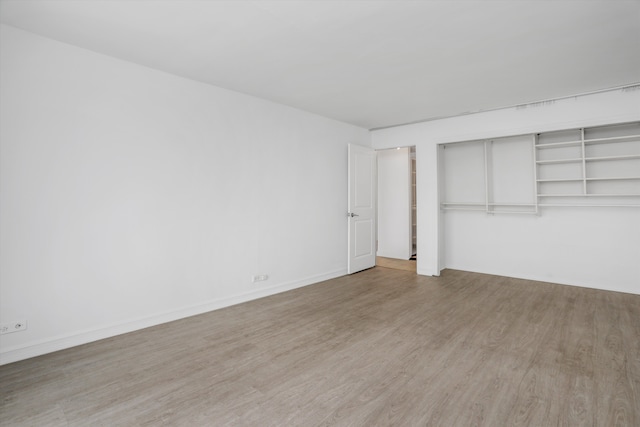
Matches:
[377,148,411,259]
[0,25,370,364]
[372,89,640,294]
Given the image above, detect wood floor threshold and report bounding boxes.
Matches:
[375,256,417,272]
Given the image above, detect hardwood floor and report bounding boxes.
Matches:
[376,256,417,272]
[1,268,639,426]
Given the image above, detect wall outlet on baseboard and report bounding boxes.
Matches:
[252,274,269,283]
[0,320,27,335]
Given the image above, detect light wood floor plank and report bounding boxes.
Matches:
[1,268,639,426]
[376,256,417,272]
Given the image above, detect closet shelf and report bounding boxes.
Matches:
[441,207,486,211]
[487,210,537,215]
[443,122,640,214]
[586,176,640,181]
[585,154,640,162]
[441,202,536,206]
[536,140,582,149]
[539,203,640,208]
[440,202,485,206]
[487,203,536,206]
[534,134,640,150]
[440,206,537,214]
[537,194,640,197]
[537,177,640,182]
[584,134,640,144]
[536,178,583,182]
[536,158,582,165]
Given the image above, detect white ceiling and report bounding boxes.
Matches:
[1,0,639,129]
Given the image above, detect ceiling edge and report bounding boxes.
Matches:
[369,83,640,132]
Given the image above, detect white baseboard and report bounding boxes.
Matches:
[0,269,347,365]
[417,267,439,276]
[443,265,639,296]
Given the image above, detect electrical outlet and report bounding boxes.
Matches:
[0,320,27,335]
[252,274,269,283]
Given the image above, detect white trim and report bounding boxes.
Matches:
[370,83,640,131]
[0,269,346,365]
[443,266,636,296]
[417,267,439,276]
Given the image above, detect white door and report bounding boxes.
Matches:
[348,144,376,274]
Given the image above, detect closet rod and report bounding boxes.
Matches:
[487,211,538,215]
[539,204,640,208]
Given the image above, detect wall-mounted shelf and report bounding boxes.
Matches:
[440,135,538,215]
[441,202,486,212]
[584,134,640,145]
[585,176,640,181]
[441,202,485,206]
[536,158,582,165]
[538,204,640,208]
[441,122,640,213]
[536,140,582,149]
[538,194,640,197]
[441,202,536,207]
[534,123,640,208]
[586,154,640,162]
[535,134,640,149]
[440,199,538,214]
[538,177,640,182]
[537,178,583,182]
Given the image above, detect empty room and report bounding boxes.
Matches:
[1,1,639,426]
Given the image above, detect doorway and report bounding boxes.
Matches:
[376,146,417,272]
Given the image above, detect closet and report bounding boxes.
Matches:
[440,121,640,212]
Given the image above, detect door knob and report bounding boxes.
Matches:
[347,212,359,217]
